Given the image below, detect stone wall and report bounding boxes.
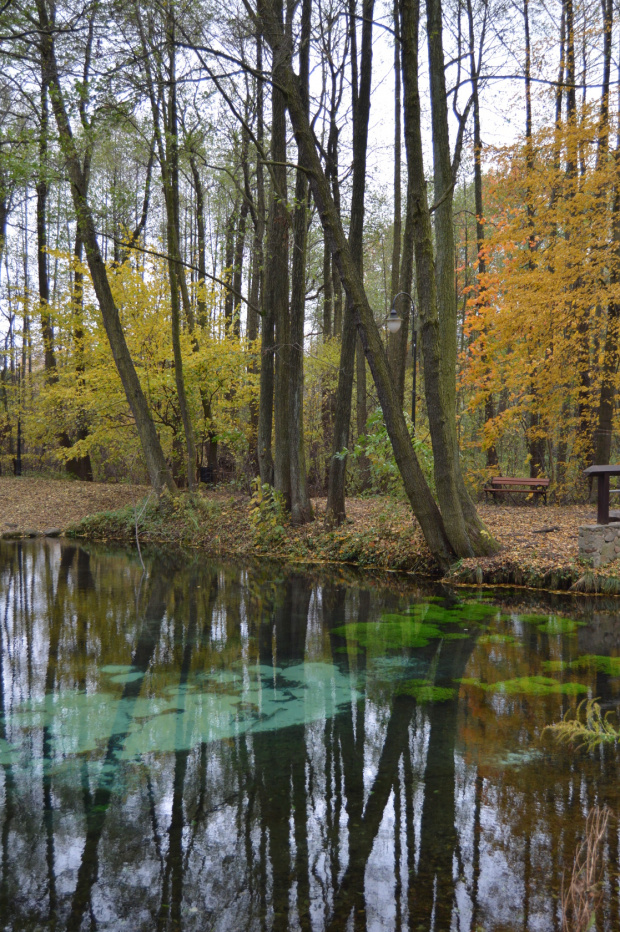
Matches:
[578,523,620,567]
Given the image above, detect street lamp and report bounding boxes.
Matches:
[390,292,417,432]
[386,304,402,334]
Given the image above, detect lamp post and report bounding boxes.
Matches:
[15,362,22,477]
[390,292,417,432]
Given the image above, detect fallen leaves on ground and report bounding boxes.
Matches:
[0,477,611,591]
[447,503,595,589]
[0,477,150,534]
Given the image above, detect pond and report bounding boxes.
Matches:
[0,540,619,931]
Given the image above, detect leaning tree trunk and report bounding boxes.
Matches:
[38,0,174,493]
[258,0,459,569]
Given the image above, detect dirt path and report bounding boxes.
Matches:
[0,477,150,536]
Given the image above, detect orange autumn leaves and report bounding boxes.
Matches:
[461,109,620,487]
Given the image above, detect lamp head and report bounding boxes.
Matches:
[387,304,402,334]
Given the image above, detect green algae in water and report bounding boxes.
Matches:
[519,613,555,625]
[571,654,620,675]
[401,600,497,627]
[478,633,518,645]
[520,614,584,635]
[332,618,467,651]
[537,617,583,635]
[458,675,588,696]
[541,659,568,673]
[542,654,620,676]
[396,679,455,703]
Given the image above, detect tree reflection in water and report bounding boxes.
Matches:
[0,539,619,931]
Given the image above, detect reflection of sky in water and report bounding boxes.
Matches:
[1,541,620,931]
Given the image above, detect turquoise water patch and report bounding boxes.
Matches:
[0,736,19,766]
[2,660,362,764]
[109,671,145,683]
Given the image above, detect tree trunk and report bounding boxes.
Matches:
[64,231,93,482]
[223,199,238,333]
[189,154,207,326]
[288,0,313,524]
[38,0,175,493]
[466,0,497,470]
[593,48,620,471]
[325,0,374,526]
[165,7,196,489]
[388,0,409,406]
[37,73,55,375]
[258,0,463,569]
[267,0,291,506]
[401,0,497,555]
[356,333,370,488]
[232,194,249,339]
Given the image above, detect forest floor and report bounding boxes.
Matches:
[0,475,615,593]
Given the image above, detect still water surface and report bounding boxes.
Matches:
[0,539,619,931]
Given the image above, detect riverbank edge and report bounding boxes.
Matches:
[43,490,620,596]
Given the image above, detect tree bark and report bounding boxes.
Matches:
[224,198,238,333]
[165,6,196,489]
[401,0,497,555]
[388,0,409,406]
[466,0,497,470]
[594,48,620,470]
[288,0,313,524]
[267,0,291,506]
[37,73,55,375]
[258,0,461,569]
[135,0,196,489]
[189,154,208,327]
[325,0,374,526]
[38,0,175,493]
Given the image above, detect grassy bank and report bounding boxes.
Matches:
[64,488,620,594]
[1,477,616,594]
[66,490,436,575]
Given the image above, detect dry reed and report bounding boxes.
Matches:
[562,806,611,932]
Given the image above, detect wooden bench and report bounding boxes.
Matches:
[484,476,550,505]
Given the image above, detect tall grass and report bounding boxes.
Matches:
[562,807,611,932]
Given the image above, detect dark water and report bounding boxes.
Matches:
[0,541,619,932]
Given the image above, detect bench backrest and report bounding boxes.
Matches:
[490,477,549,487]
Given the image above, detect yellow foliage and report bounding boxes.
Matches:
[14,246,259,481]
